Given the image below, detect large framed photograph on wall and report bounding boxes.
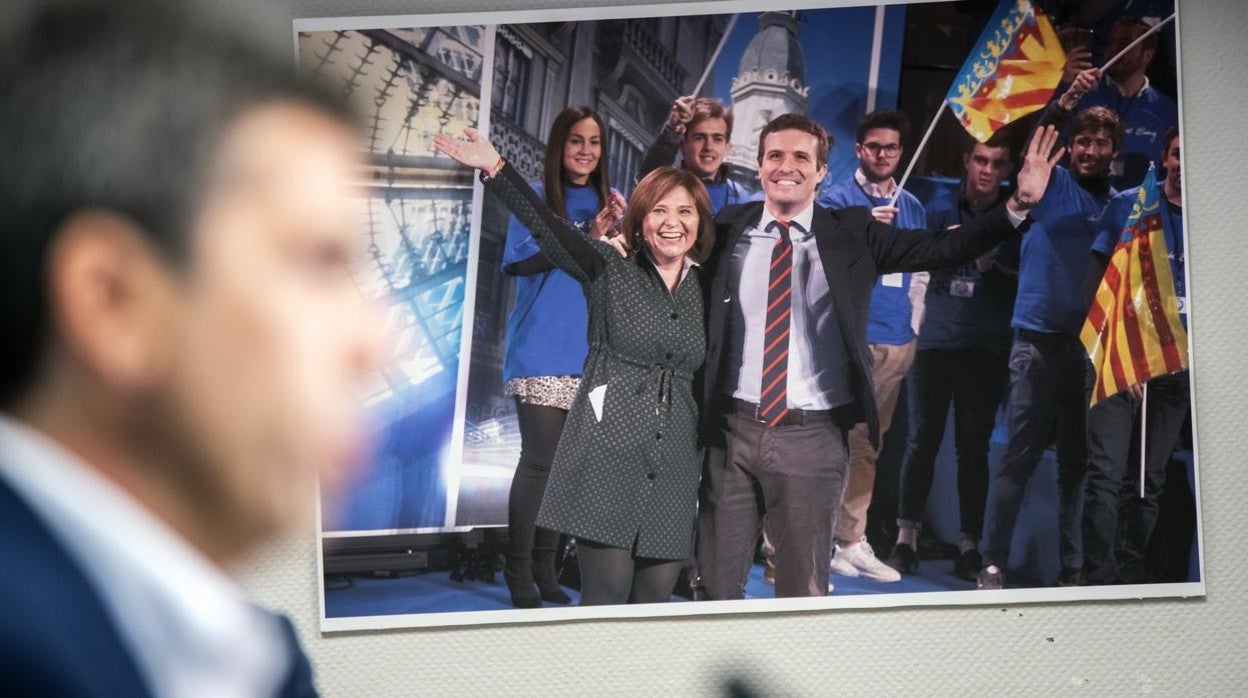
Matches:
[297,0,1202,631]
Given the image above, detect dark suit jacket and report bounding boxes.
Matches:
[702,200,1025,447]
[0,475,317,696]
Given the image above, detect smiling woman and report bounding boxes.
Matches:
[641,188,699,270]
[621,168,717,289]
[434,127,714,606]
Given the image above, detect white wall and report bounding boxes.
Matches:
[241,1,1248,694]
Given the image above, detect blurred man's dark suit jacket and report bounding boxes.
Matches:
[0,476,318,696]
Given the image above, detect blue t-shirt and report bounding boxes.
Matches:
[703,176,761,214]
[818,176,927,346]
[1092,185,1187,328]
[501,182,603,381]
[1077,80,1178,191]
[920,192,1019,352]
[1012,166,1116,336]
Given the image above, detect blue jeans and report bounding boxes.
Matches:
[982,330,1088,575]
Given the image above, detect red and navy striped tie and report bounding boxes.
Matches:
[759,219,793,426]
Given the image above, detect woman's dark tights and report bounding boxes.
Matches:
[576,539,683,606]
[507,400,568,600]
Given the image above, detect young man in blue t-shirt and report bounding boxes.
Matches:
[816,110,928,584]
[1082,126,1190,585]
[885,132,1019,581]
[978,106,1122,590]
[639,96,757,214]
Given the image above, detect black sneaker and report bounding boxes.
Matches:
[976,565,1004,590]
[884,543,919,574]
[953,548,983,582]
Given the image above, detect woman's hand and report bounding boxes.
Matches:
[590,191,628,239]
[432,127,503,175]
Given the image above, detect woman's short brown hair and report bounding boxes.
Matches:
[622,166,716,264]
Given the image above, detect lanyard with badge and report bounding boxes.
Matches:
[947,200,978,299]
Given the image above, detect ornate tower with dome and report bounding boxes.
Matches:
[726,12,810,188]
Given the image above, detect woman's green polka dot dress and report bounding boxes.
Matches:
[489,163,706,561]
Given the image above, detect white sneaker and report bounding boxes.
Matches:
[829,548,859,577]
[830,538,901,582]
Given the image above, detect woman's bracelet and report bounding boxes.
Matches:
[479,156,505,182]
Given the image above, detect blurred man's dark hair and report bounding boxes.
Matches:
[0,0,352,406]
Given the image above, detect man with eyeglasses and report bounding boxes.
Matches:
[814,109,927,584]
[640,95,757,214]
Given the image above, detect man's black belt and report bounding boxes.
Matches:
[724,397,841,426]
[1016,328,1081,347]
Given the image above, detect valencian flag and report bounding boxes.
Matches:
[1081,166,1189,407]
[946,0,1067,142]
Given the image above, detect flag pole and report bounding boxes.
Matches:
[689,14,740,97]
[889,101,947,207]
[1101,13,1176,73]
[1139,382,1148,498]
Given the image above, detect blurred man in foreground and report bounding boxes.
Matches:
[0,1,381,695]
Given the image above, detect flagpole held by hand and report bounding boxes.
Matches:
[892,0,1069,207]
[889,101,946,207]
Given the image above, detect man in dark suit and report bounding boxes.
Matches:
[696,113,1065,599]
[0,1,379,694]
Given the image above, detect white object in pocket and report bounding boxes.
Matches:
[881,272,904,288]
[589,384,608,422]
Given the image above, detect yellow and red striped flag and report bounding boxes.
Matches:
[946,0,1067,142]
[1081,166,1189,407]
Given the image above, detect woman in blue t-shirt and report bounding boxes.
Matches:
[499,106,624,608]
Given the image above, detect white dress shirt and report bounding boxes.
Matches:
[726,203,852,410]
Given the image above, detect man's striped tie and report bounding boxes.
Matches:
[759,219,794,426]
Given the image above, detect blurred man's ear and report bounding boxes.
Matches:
[46,211,180,394]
